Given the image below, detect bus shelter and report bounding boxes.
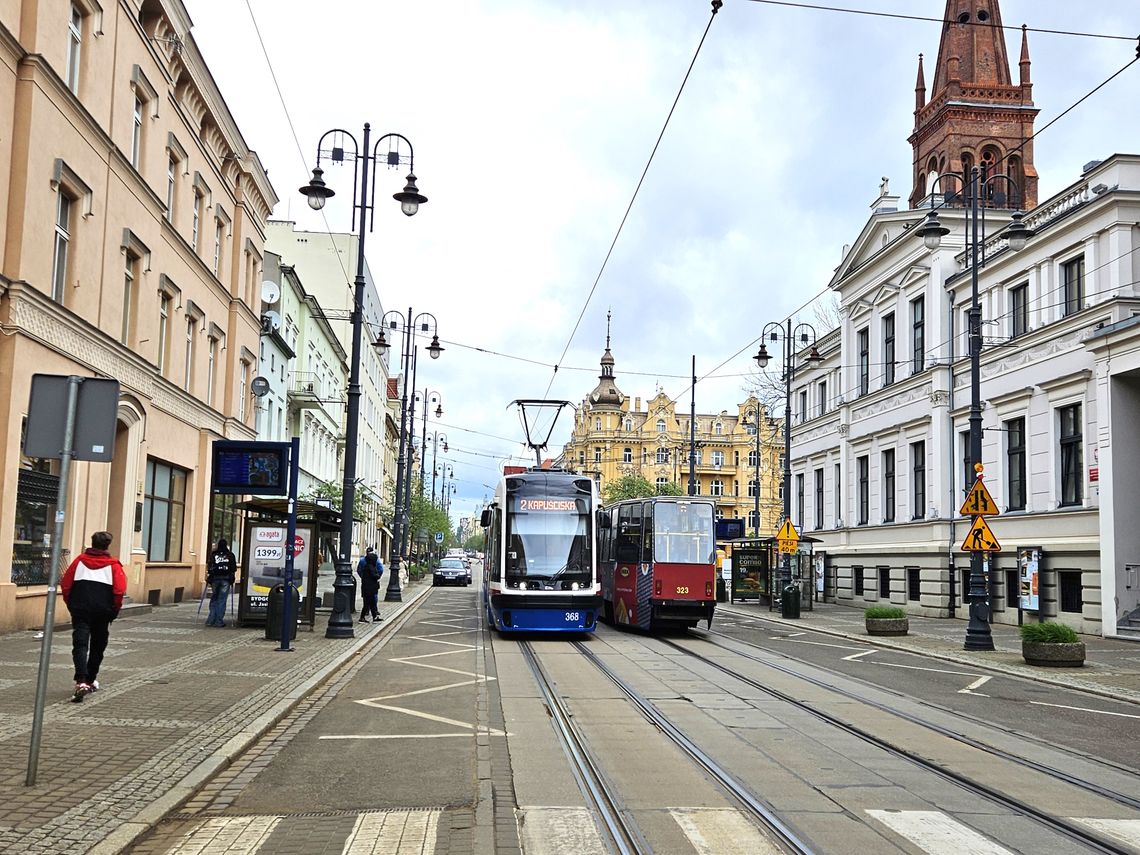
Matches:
[729,536,819,610]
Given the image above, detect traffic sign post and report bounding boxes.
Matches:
[775,519,800,555]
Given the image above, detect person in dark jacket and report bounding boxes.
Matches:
[206,538,237,627]
[60,531,127,702]
[356,547,383,622]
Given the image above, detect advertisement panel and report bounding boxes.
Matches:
[731,543,770,601]
[242,524,313,619]
[1018,546,1041,612]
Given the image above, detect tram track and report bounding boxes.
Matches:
[650,633,1135,855]
[700,623,1140,809]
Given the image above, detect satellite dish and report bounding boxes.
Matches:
[251,376,271,398]
[261,310,281,333]
[261,280,281,306]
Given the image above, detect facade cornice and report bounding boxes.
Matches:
[0,18,22,64]
[851,381,933,422]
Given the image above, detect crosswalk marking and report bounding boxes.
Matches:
[669,807,783,854]
[342,810,439,854]
[165,815,281,854]
[867,810,1015,854]
[517,807,607,855]
[1074,818,1140,848]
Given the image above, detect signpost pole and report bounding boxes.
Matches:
[277,436,301,652]
[26,376,81,786]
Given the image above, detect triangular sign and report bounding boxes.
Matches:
[775,520,799,542]
[961,516,1001,552]
[959,478,1000,517]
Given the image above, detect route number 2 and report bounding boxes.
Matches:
[676,586,689,594]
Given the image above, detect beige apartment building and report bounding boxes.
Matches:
[0,0,277,630]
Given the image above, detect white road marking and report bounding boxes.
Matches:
[867,810,1014,854]
[872,662,978,677]
[958,675,992,696]
[768,637,866,651]
[338,702,509,735]
[340,810,439,854]
[517,807,606,855]
[670,807,783,854]
[842,649,876,661]
[1073,818,1140,848]
[164,815,281,854]
[1029,701,1140,719]
[320,733,478,740]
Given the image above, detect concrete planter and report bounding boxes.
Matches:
[866,617,909,637]
[1022,640,1086,667]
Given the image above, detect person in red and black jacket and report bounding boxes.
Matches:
[60,530,127,702]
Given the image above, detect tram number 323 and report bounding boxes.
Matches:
[676,586,690,594]
[564,612,581,622]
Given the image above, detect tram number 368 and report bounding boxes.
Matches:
[565,612,580,622]
[676,586,689,595]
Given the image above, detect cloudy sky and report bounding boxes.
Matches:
[184,0,1139,518]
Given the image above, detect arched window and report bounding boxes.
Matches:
[961,152,975,199]
[748,449,759,467]
[595,417,602,431]
[1008,155,1023,208]
[745,422,757,436]
[623,417,632,431]
[622,447,632,464]
[656,419,666,433]
[748,479,759,498]
[748,510,759,530]
[714,422,723,435]
[925,156,939,195]
[980,146,1000,202]
[656,447,669,464]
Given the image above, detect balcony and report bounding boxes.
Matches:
[288,372,323,409]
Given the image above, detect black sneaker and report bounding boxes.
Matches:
[71,683,93,703]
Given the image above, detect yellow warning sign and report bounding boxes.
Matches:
[961,516,1001,552]
[777,539,800,555]
[959,478,1000,517]
[775,520,799,542]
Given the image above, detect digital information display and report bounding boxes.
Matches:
[212,441,291,495]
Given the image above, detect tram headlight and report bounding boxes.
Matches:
[571,582,579,591]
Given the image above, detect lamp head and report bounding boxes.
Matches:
[393,173,428,217]
[299,167,335,211]
[807,347,823,364]
[754,343,771,369]
[373,329,390,353]
[915,209,950,250]
[1005,211,1033,253]
[435,404,443,418]
[427,334,444,359]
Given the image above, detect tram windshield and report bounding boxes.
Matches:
[653,501,715,564]
[505,482,592,585]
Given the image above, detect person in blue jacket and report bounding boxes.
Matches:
[356,547,383,622]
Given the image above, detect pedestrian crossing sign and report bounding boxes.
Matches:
[961,516,1001,552]
[959,478,999,517]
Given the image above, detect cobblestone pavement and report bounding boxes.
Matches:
[0,582,430,855]
[720,600,1140,701]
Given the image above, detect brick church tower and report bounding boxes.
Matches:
[908,0,1038,211]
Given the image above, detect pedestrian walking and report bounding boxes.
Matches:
[60,531,127,702]
[356,546,383,622]
[205,538,237,627]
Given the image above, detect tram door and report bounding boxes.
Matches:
[612,502,643,626]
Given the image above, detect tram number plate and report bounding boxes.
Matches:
[565,611,580,622]
[676,586,689,595]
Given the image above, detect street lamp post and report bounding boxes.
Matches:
[299,124,427,639]
[375,311,443,602]
[754,321,823,593]
[417,391,443,491]
[745,407,763,537]
[688,355,698,496]
[428,432,448,506]
[915,168,1032,651]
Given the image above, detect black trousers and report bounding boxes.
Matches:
[71,613,111,683]
[360,585,380,619]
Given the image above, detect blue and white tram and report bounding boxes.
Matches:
[480,468,601,633]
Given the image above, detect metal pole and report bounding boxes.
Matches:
[754,410,761,537]
[277,435,300,651]
[419,390,428,492]
[964,166,994,651]
[327,123,372,639]
[399,347,419,570]
[431,435,440,507]
[26,375,81,786]
[688,355,697,496]
[782,319,793,590]
[386,308,413,602]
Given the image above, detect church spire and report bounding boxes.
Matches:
[588,311,624,409]
[908,0,1038,210]
[915,53,926,112]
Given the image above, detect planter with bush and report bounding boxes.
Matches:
[865,606,908,636]
[1020,622,1085,667]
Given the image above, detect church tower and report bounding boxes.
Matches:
[908,1,1038,210]
[588,311,625,409]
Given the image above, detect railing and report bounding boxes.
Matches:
[12,545,70,586]
[289,372,321,395]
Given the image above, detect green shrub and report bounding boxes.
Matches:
[865,606,907,620]
[1020,622,1079,644]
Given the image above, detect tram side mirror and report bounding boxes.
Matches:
[480,509,492,528]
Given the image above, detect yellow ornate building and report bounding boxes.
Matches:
[562,327,783,533]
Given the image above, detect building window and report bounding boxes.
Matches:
[795,473,804,526]
[819,380,828,417]
[166,153,177,222]
[656,419,666,433]
[799,390,808,422]
[857,328,869,396]
[747,479,758,498]
[1006,417,1026,511]
[961,430,972,497]
[907,567,921,602]
[1062,256,1084,317]
[238,360,250,421]
[656,447,668,464]
[854,565,865,596]
[857,455,869,525]
[213,218,224,276]
[712,450,724,467]
[882,449,895,523]
[183,315,197,392]
[157,294,171,373]
[711,479,724,497]
[131,95,144,169]
[748,448,759,468]
[656,477,668,491]
[66,4,83,94]
[878,566,890,599]
[1059,404,1083,507]
[622,447,632,464]
[834,463,841,524]
[142,458,187,562]
[206,336,218,407]
[192,190,203,251]
[624,418,632,431]
[51,192,73,302]
[595,417,602,431]
[121,250,140,345]
[1010,283,1028,338]
[814,468,824,530]
[714,422,723,436]
[594,447,602,464]
[911,296,925,374]
[911,441,925,520]
[1059,571,1083,613]
[883,312,895,385]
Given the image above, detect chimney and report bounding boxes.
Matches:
[635,397,641,412]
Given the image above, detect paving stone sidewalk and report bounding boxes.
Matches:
[0,582,429,855]
[721,599,1140,702]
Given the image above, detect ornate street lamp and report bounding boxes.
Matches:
[299,124,427,639]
